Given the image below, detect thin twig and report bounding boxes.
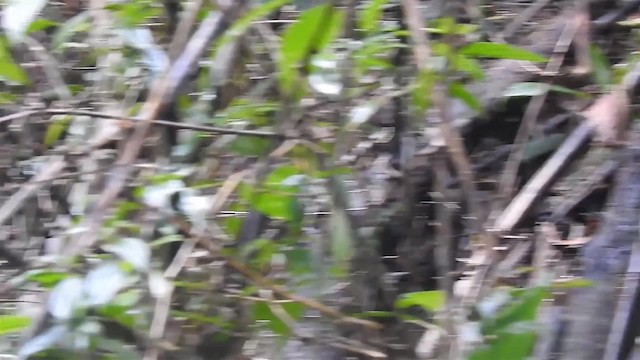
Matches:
[43,108,285,138]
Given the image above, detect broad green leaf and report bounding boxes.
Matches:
[285,248,313,275]
[1,0,48,42]
[111,201,141,221]
[252,191,299,222]
[95,338,140,360]
[27,18,57,33]
[426,18,478,35]
[253,300,305,336]
[452,54,485,80]
[0,36,29,85]
[395,290,445,312]
[149,234,184,248]
[522,134,565,162]
[617,18,640,27]
[470,287,547,360]
[22,269,68,288]
[228,136,273,156]
[146,173,185,185]
[214,0,292,51]
[0,92,16,103]
[412,69,435,112]
[172,310,232,328]
[502,82,586,98]
[469,321,537,360]
[105,1,160,28]
[223,202,245,237]
[44,114,72,147]
[589,45,612,90]
[449,82,481,111]
[359,311,395,319]
[355,33,406,75]
[330,208,354,266]
[240,238,277,265]
[265,165,303,188]
[358,0,389,33]
[0,315,31,335]
[279,3,345,95]
[551,277,594,289]
[482,287,546,336]
[460,42,547,62]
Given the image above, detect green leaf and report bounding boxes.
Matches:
[460,42,547,62]
[412,69,435,112]
[253,301,305,336]
[469,321,537,360]
[214,0,292,52]
[105,1,160,28]
[171,310,232,329]
[22,269,68,288]
[470,287,547,360]
[279,3,345,95]
[358,0,389,33]
[395,290,445,312]
[44,114,72,147]
[240,238,277,264]
[285,248,313,275]
[0,92,17,103]
[2,0,48,42]
[426,18,478,35]
[551,277,594,289]
[228,136,273,156]
[449,82,481,111]
[330,208,354,267]
[223,202,246,237]
[0,36,29,85]
[589,45,612,90]
[522,134,565,162]
[482,287,546,335]
[27,18,58,34]
[502,82,586,98]
[0,315,31,335]
[265,165,304,189]
[452,54,485,80]
[95,338,140,360]
[359,311,395,319]
[252,191,299,221]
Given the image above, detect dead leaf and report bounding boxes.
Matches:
[580,87,629,145]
